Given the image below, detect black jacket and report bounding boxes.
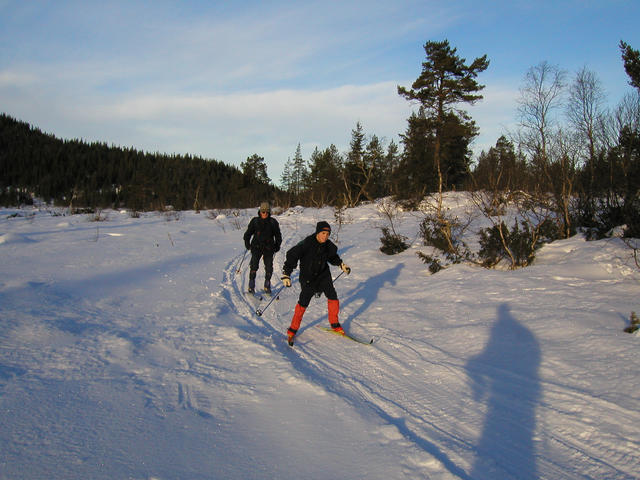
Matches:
[283,234,342,287]
[243,214,282,252]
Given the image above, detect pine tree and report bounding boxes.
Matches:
[241,154,270,184]
[398,40,489,201]
[620,40,640,92]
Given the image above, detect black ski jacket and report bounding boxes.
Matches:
[243,214,282,253]
[283,234,343,288]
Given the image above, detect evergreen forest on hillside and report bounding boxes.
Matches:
[0,113,277,211]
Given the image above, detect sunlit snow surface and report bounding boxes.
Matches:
[1,195,639,479]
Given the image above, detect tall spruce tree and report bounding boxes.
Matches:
[306,144,343,206]
[398,40,489,199]
[280,157,293,192]
[342,122,369,206]
[383,139,401,197]
[291,143,308,199]
[364,134,386,199]
[397,108,437,197]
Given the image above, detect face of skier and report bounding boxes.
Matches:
[259,210,268,218]
[316,230,330,243]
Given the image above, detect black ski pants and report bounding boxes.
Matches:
[297,274,337,308]
[249,249,273,282]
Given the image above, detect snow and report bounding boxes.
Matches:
[1,196,639,480]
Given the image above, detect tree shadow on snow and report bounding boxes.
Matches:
[465,303,541,479]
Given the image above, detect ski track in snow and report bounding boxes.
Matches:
[221,212,640,479]
[230,210,639,479]
[1,201,639,479]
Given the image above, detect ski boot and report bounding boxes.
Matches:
[287,328,297,346]
[330,322,345,335]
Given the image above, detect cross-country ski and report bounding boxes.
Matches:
[317,326,374,345]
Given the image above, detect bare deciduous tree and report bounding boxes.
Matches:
[516,61,567,172]
[516,62,578,238]
[566,67,607,183]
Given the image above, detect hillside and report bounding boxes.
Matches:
[0,113,275,210]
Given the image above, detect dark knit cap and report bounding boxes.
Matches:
[315,221,331,234]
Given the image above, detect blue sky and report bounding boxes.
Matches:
[1,0,639,184]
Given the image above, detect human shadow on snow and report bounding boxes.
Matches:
[338,262,404,328]
[465,303,541,479]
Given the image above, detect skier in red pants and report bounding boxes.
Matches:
[281,221,351,346]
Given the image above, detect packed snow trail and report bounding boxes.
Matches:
[230,206,640,479]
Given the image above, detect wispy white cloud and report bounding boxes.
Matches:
[2,0,452,92]
[102,82,408,119]
[93,81,413,178]
[0,70,38,87]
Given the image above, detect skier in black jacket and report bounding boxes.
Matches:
[281,220,350,345]
[243,202,282,294]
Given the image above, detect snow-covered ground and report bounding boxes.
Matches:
[1,196,639,480]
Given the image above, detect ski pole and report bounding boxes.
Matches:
[256,284,286,317]
[236,249,248,274]
[333,271,345,283]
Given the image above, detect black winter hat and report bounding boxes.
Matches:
[315,221,331,234]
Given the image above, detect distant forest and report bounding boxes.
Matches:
[0,113,277,211]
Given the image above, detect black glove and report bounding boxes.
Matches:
[245,242,251,250]
[274,244,281,253]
